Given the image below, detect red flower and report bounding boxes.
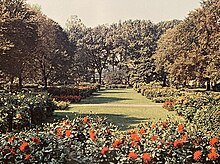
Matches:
[112,139,122,148]
[142,153,151,164]
[8,136,16,143]
[131,133,140,142]
[10,148,16,156]
[65,129,71,137]
[193,150,202,161]
[128,152,138,160]
[83,117,88,124]
[32,136,41,144]
[210,138,218,147]
[101,147,109,155]
[178,124,184,132]
[208,148,219,161]
[89,129,96,141]
[20,141,29,152]
[151,136,159,141]
[25,154,31,160]
[173,139,184,148]
[140,127,145,134]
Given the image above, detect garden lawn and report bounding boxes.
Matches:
[79,88,155,104]
[54,88,182,130]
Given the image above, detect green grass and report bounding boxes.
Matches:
[55,106,181,130]
[53,88,182,130]
[79,88,155,104]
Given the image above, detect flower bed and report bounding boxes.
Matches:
[52,95,82,103]
[0,92,57,133]
[0,116,219,163]
[48,86,97,100]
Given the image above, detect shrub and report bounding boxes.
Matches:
[0,91,57,133]
[174,92,220,134]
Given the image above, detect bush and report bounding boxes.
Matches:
[174,92,220,134]
[0,91,57,133]
[0,116,219,163]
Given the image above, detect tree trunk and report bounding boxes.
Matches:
[98,70,102,84]
[206,78,211,91]
[18,76,22,90]
[44,76,48,89]
[162,75,167,87]
[92,70,96,83]
[7,112,13,132]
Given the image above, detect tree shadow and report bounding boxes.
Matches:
[48,111,147,131]
[80,96,132,104]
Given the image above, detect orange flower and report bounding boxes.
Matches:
[16,113,21,118]
[151,136,159,141]
[208,148,219,161]
[162,122,168,129]
[89,129,96,141]
[209,138,218,147]
[151,123,156,128]
[101,147,109,155]
[173,139,184,148]
[32,136,41,144]
[182,134,188,141]
[178,124,184,132]
[25,154,31,160]
[142,153,151,164]
[128,152,138,160]
[193,140,199,146]
[131,141,139,147]
[8,136,16,143]
[112,139,122,148]
[193,150,202,161]
[65,129,71,137]
[20,141,29,152]
[56,127,63,138]
[140,127,145,134]
[131,133,140,142]
[83,117,88,124]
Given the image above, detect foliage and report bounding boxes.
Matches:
[0,116,219,163]
[174,92,220,134]
[133,82,184,103]
[154,0,220,89]
[0,91,57,133]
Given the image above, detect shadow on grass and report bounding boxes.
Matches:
[48,111,147,131]
[80,96,132,104]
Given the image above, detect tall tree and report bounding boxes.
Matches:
[0,0,38,89]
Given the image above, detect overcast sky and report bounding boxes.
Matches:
[26,0,202,28]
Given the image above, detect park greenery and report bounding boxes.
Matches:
[0,0,219,163]
[1,0,219,90]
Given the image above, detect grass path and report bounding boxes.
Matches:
[54,88,182,130]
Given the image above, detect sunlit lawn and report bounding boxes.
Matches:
[53,88,183,130]
[79,88,155,104]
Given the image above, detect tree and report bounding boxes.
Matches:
[34,11,73,88]
[0,0,38,89]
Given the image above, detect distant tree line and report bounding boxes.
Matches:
[0,0,219,90]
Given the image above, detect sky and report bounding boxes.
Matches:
[26,0,202,28]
